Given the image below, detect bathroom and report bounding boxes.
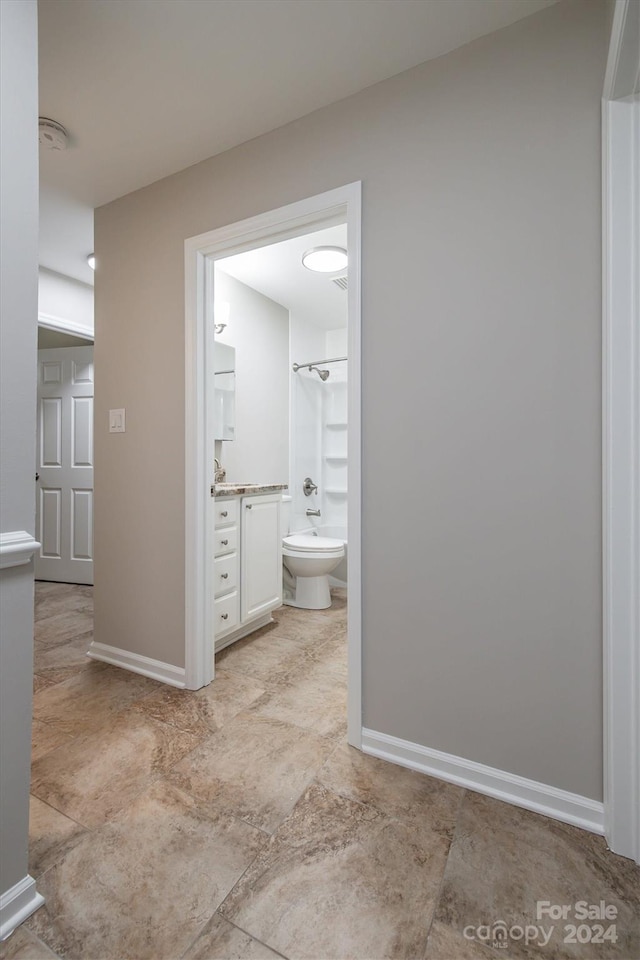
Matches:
[212,223,348,639]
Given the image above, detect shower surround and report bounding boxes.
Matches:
[290,338,347,586]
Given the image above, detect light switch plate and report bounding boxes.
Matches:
[109,408,126,433]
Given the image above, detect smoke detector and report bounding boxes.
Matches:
[38,118,69,151]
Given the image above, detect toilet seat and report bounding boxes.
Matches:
[283,534,344,555]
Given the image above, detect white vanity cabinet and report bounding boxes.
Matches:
[213,491,282,650]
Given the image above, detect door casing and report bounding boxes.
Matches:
[602,0,640,863]
[184,182,363,748]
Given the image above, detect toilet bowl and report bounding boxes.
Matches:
[282,534,345,609]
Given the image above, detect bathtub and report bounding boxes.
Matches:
[295,524,347,587]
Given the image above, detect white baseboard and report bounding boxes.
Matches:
[0,876,44,941]
[87,641,186,688]
[361,728,604,836]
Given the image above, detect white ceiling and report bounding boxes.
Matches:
[37,0,556,285]
[218,224,348,330]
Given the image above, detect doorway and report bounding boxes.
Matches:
[184,182,362,747]
[35,321,94,586]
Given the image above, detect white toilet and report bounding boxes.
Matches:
[281,497,345,610]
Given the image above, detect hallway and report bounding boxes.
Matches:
[2,583,638,960]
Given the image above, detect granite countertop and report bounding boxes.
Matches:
[211,482,288,498]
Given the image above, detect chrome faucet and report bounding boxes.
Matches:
[306,508,321,517]
[303,477,318,497]
[214,458,226,483]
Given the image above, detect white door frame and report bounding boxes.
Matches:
[184,182,363,748]
[602,0,640,862]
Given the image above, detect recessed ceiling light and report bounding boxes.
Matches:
[87,254,96,270]
[302,246,348,273]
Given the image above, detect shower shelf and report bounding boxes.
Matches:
[325,488,348,496]
[325,421,347,428]
[324,456,347,462]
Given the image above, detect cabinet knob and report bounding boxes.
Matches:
[221,572,228,579]
[220,510,228,517]
[221,539,228,545]
[246,503,252,510]
[221,613,229,620]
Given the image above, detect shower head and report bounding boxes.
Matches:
[292,361,332,380]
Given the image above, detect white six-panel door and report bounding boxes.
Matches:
[35,346,94,584]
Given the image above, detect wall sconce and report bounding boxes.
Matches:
[215,300,230,334]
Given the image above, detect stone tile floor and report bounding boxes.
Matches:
[0,582,637,960]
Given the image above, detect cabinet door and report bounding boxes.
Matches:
[241,494,282,622]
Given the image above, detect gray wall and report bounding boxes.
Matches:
[0,0,39,901]
[214,271,289,484]
[95,0,607,799]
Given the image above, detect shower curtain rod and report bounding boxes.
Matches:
[292,356,347,372]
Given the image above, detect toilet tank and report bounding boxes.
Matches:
[280,495,292,538]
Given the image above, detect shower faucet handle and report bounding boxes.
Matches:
[303,477,318,497]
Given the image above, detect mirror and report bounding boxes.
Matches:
[214,342,236,441]
[213,266,290,481]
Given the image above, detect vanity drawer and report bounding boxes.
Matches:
[214,553,237,598]
[214,526,237,557]
[214,499,237,527]
[214,591,239,635]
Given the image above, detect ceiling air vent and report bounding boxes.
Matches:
[332,276,348,291]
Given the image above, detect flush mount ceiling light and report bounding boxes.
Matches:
[302,246,348,273]
[38,118,69,151]
[87,254,96,270]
